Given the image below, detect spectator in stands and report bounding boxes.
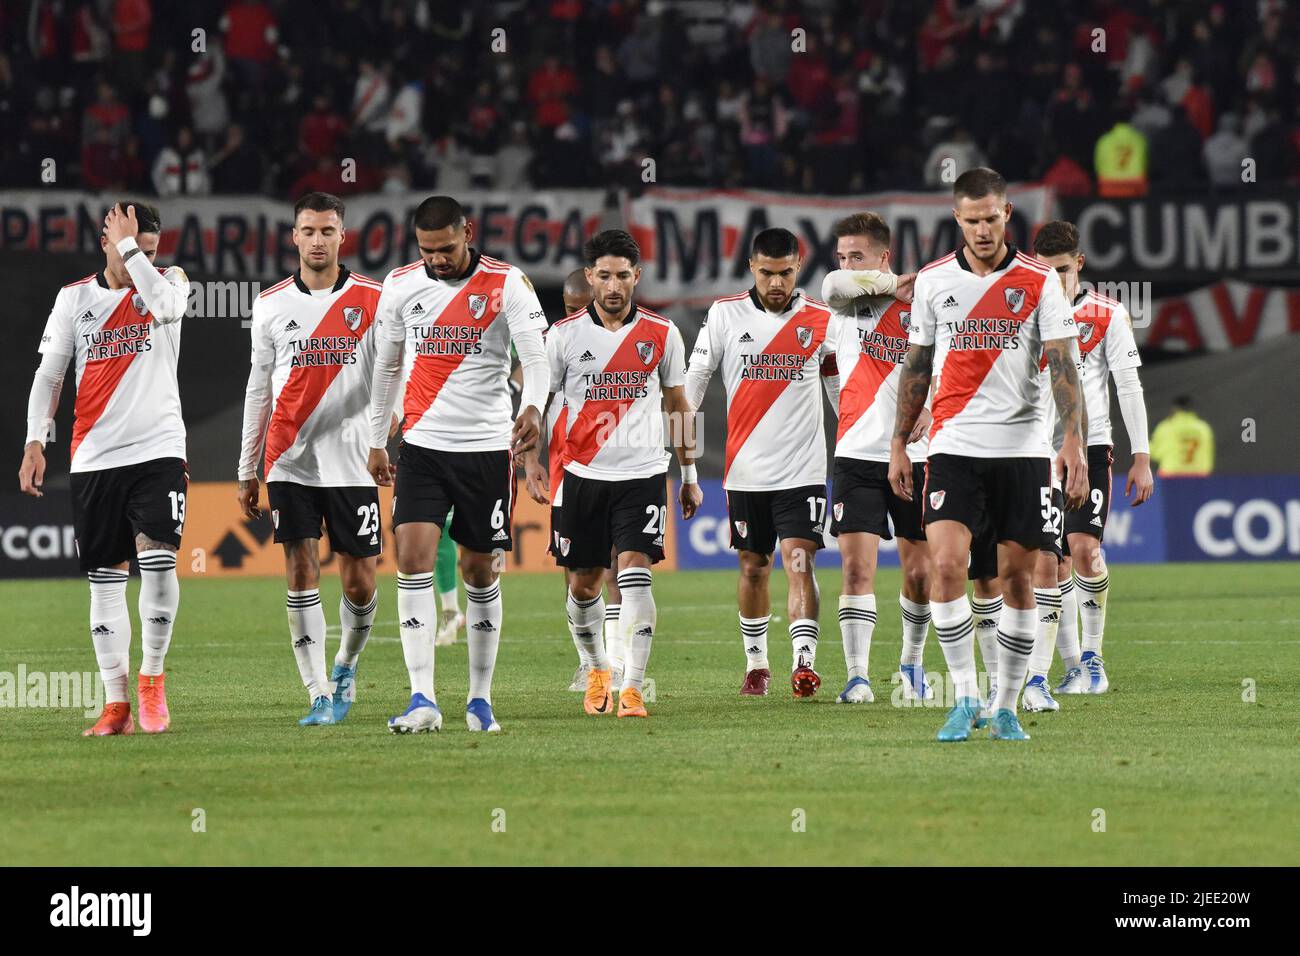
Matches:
[1203,113,1249,189]
[352,57,390,134]
[1094,108,1148,197]
[527,56,577,130]
[1149,105,1208,189]
[738,75,788,188]
[1149,396,1214,477]
[209,123,264,193]
[186,45,229,147]
[299,93,347,162]
[153,125,210,196]
[495,121,534,190]
[220,0,278,94]
[923,123,986,188]
[749,7,794,83]
[111,0,152,90]
[80,79,130,191]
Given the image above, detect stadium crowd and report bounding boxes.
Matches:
[0,0,1296,197]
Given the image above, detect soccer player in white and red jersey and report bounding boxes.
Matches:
[820,212,934,705]
[686,228,840,699]
[20,201,190,736]
[523,229,700,718]
[237,192,389,727]
[367,196,549,735]
[889,167,1089,742]
[1033,220,1153,695]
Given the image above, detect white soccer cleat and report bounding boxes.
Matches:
[836,676,874,704]
[1055,667,1087,695]
[1022,675,1060,712]
[567,664,589,692]
[898,663,934,701]
[435,609,464,647]
[466,698,501,733]
[387,694,442,734]
[1082,653,1109,694]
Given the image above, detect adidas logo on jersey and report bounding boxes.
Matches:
[284,319,300,331]
[739,332,754,343]
[579,350,596,362]
[78,309,95,322]
[410,302,424,315]
[492,528,509,541]
[941,295,959,309]
[91,625,112,636]
[401,617,425,628]
[472,620,496,632]
[293,635,314,647]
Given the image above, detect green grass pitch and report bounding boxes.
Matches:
[1,563,1297,866]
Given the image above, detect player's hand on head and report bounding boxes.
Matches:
[18,442,45,497]
[104,203,138,246]
[680,480,702,520]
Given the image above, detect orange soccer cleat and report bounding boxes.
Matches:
[791,665,821,699]
[617,685,648,718]
[137,673,171,733]
[82,701,134,737]
[583,668,615,715]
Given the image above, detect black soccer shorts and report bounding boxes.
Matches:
[726,484,828,555]
[967,485,1067,581]
[831,457,926,542]
[554,471,666,568]
[391,443,515,553]
[267,482,382,558]
[1064,444,1113,540]
[70,457,188,572]
[923,454,1052,551]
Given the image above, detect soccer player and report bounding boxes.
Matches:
[889,167,1088,742]
[1033,220,1154,694]
[820,212,935,704]
[237,192,387,726]
[523,229,700,718]
[367,196,549,734]
[20,201,189,736]
[686,228,840,698]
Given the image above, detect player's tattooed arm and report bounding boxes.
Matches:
[888,343,932,501]
[1045,337,1089,510]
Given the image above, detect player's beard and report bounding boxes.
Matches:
[303,253,336,274]
[763,287,793,311]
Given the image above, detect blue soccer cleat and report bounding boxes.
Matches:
[836,675,874,704]
[299,695,335,726]
[1022,675,1060,712]
[331,663,357,722]
[388,693,442,734]
[1081,652,1109,694]
[1055,666,1087,695]
[898,663,933,701]
[466,697,501,733]
[936,696,984,742]
[988,708,1030,740]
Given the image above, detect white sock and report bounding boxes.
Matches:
[336,591,377,668]
[790,618,819,670]
[899,594,930,666]
[1029,587,1061,680]
[567,589,607,670]
[287,589,328,701]
[464,579,501,703]
[604,602,624,673]
[740,613,771,670]
[137,550,178,677]
[1076,571,1109,655]
[932,596,979,701]
[994,605,1037,713]
[397,572,436,701]
[617,568,655,692]
[971,595,1002,683]
[89,568,131,704]
[838,594,876,680]
[439,587,458,614]
[1057,577,1081,671]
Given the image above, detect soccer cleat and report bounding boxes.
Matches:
[988,708,1031,740]
[791,665,821,699]
[740,668,771,696]
[299,695,335,726]
[1056,666,1087,695]
[466,697,501,732]
[583,668,614,715]
[435,609,464,647]
[388,693,442,734]
[617,685,648,718]
[567,664,589,693]
[836,675,874,704]
[1081,652,1109,694]
[83,701,134,737]
[1022,675,1060,712]
[935,696,983,742]
[137,673,171,733]
[330,663,358,722]
[898,663,934,701]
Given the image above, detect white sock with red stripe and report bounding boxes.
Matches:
[740,614,770,670]
[790,618,819,670]
[932,596,979,701]
[1056,577,1081,671]
[838,594,875,679]
[286,589,328,701]
[89,569,131,705]
[465,579,501,703]
[1029,587,1061,681]
[617,568,654,692]
[567,590,607,670]
[137,550,178,677]
[397,572,436,701]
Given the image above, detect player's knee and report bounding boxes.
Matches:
[738,559,768,587]
[568,572,602,602]
[842,557,874,594]
[1074,540,1104,576]
[459,552,496,589]
[931,551,967,584]
[902,565,929,600]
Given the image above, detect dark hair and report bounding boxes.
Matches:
[750,227,799,260]
[1033,220,1079,257]
[953,166,1008,202]
[412,195,467,232]
[563,267,592,293]
[583,229,641,267]
[832,212,890,247]
[117,200,161,234]
[294,191,346,222]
